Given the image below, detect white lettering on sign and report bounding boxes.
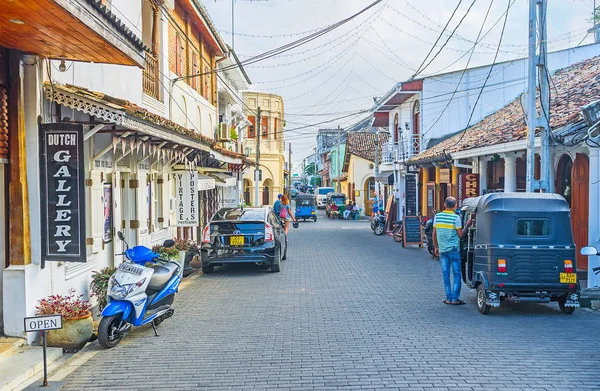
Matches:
[175,171,199,227]
[23,315,63,332]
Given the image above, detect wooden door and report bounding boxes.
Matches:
[364,177,374,215]
[571,154,589,270]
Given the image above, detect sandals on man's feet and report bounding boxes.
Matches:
[452,300,466,305]
[442,299,453,305]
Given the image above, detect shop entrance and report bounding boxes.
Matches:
[364,177,375,216]
[571,154,589,270]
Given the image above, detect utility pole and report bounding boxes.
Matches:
[255,107,261,205]
[526,0,551,193]
[336,125,342,193]
[288,143,292,196]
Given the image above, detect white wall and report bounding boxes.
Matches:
[421,43,600,147]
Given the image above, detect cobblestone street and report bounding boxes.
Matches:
[60,213,600,390]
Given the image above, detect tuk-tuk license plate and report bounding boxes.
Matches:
[230,236,244,246]
[560,273,577,284]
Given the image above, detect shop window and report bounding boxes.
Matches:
[175,34,183,76]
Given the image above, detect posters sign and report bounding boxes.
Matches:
[439,168,451,184]
[175,171,199,226]
[39,123,86,263]
[457,173,480,207]
[404,174,418,216]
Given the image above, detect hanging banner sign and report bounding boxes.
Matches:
[175,171,199,226]
[458,173,480,207]
[39,123,86,263]
[439,168,451,184]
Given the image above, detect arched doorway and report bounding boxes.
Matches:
[262,179,273,206]
[243,179,252,206]
[571,154,589,270]
[364,177,375,216]
[556,155,573,205]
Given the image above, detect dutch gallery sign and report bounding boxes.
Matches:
[39,123,86,263]
[175,171,199,227]
[457,173,480,207]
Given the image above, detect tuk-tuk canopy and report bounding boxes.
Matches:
[295,194,316,206]
[461,192,574,246]
[327,193,347,205]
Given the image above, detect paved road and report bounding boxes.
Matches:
[60,212,600,390]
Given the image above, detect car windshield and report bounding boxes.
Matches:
[213,208,265,222]
[319,188,334,195]
[299,199,312,205]
[332,197,345,205]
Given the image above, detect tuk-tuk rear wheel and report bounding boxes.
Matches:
[558,298,575,315]
[477,285,491,315]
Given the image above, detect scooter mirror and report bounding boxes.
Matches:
[117,231,125,241]
[163,239,175,248]
[580,246,598,256]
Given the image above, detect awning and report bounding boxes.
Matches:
[375,171,395,185]
[198,174,216,191]
[209,173,237,187]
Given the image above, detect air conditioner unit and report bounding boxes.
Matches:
[218,122,231,141]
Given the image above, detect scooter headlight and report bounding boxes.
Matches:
[110,278,146,300]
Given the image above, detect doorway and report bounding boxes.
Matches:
[364,177,375,215]
[570,154,589,270]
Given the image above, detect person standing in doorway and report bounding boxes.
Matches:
[433,196,471,305]
[279,194,297,234]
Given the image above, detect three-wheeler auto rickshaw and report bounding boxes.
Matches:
[459,193,580,315]
[295,194,317,222]
[325,193,347,219]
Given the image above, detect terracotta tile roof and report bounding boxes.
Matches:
[346,131,390,162]
[408,55,600,164]
[45,82,248,162]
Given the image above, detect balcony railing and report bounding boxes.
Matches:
[382,143,395,164]
[381,134,422,164]
[143,51,160,100]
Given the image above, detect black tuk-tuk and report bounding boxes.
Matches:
[460,193,580,315]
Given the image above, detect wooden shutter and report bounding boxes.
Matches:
[248,115,256,139]
[175,34,183,76]
[0,86,7,161]
[273,118,278,140]
[261,116,268,139]
[191,53,198,90]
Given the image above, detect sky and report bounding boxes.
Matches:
[202,0,598,171]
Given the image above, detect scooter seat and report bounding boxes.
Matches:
[148,263,180,290]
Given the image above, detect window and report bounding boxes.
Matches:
[516,219,551,237]
[275,101,280,110]
[261,116,268,139]
[263,99,269,108]
[155,176,164,230]
[191,53,198,90]
[175,34,183,76]
[274,118,278,140]
[248,115,256,139]
[204,66,211,100]
[249,98,256,108]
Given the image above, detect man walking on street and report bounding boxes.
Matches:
[433,197,471,305]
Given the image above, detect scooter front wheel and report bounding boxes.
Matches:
[98,315,124,349]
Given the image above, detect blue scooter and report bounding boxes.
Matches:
[98,231,181,348]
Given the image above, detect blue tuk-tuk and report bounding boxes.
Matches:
[295,194,317,222]
[460,193,580,315]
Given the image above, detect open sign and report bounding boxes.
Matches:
[24,315,63,332]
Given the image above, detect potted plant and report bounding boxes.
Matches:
[151,244,179,261]
[174,238,199,277]
[90,266,118,312]
[36,289,93,352]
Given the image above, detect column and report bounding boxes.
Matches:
[479,156,490,195]
[588,148,600,287]
[421,167,429,217]
[451,166,460,198]
[503,155,518,193]
[435,166,441,211]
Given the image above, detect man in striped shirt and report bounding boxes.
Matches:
[433,197,472,305]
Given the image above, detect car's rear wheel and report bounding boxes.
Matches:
[477,285,491,315]
[202,265,214,274]
[558,297,575,315]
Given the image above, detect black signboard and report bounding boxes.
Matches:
[403,216,422,246]
[405,173,418,217]
[39,123,86,263]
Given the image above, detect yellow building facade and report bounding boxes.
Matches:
[242,92,285,206]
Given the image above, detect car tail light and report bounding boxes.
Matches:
[265,223,274,242]
[564,260,573,273]
[202,225,211,243]
[497,259,507,273]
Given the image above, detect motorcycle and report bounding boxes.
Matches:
[98,231,180,348]
[423,218,435,256]
[371,212,386,236]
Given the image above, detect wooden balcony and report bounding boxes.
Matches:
[143,52,160,100]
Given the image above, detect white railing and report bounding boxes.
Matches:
[381,142,395,164]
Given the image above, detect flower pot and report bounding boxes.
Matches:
[46,312,93,351]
